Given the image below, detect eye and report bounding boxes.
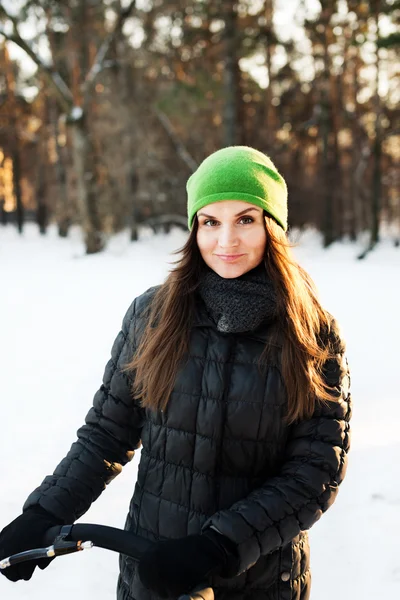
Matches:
[203,219,219,227]
[238,216,254,225]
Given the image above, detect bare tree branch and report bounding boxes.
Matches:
[82,0,137,102]
[0,1,137,114]
[0,4,73,113]
[0,4,18,30]
[0,27,14,44]
[154,107,198,172]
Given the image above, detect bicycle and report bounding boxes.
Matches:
[0,522,214,600]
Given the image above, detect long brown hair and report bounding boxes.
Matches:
[126,216,340,423]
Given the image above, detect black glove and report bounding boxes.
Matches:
[138,528,239,598]
[0,506,63,582]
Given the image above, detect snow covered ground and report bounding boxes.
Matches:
[0,224,399,599]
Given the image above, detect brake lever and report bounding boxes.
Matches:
[0,525,93,570]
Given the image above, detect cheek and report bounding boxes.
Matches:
[196,231,213,257]
[247,228,267,255]
[258,232,267,254]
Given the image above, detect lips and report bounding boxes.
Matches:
[215,254,245,262]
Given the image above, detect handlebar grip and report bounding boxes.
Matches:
[43,524,153,560]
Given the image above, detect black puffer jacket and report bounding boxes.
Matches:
[24,287,351,600]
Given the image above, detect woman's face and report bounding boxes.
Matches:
[196,200,267,279]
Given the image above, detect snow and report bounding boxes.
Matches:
[70,106,84,121]
[0,223,399,599]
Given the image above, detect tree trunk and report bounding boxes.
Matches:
[36,161,48,235]
[346,45,358,240]
[371,134,382,246]
[3,44,24,233]
[321,106,335,246]
[69,116,104,254]
[50,100,70,237]
[371,0,382,247]
[321,106,335,247]
[223,1,238,146]
[263,0,274,150]
[320,4,335,248]
[349,43,368,238]
[0,198,7,225]
[130,168,139,242]
[36,96,49,235]
[13,142,23,234]
[122,54,139,242]
[37,203,48,235]
[0,152,6,225]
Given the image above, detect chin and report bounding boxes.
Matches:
[212,263,250,279]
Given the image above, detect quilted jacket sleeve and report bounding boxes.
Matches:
[23,299,144,523]
[203,324,352,575]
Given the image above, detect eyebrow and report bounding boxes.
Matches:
[197,207,261,218]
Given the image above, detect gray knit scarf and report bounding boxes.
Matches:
[198,263,278,334]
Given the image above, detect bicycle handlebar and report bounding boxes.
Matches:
[43,524,154,558]
[1,523,214,600]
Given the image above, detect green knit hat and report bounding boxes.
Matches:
[186,146,288,231]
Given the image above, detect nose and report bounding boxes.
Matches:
[217,224,239,248]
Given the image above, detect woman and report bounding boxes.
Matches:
[0,146,351,600]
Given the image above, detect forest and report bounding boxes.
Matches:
[0,0,398,255]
